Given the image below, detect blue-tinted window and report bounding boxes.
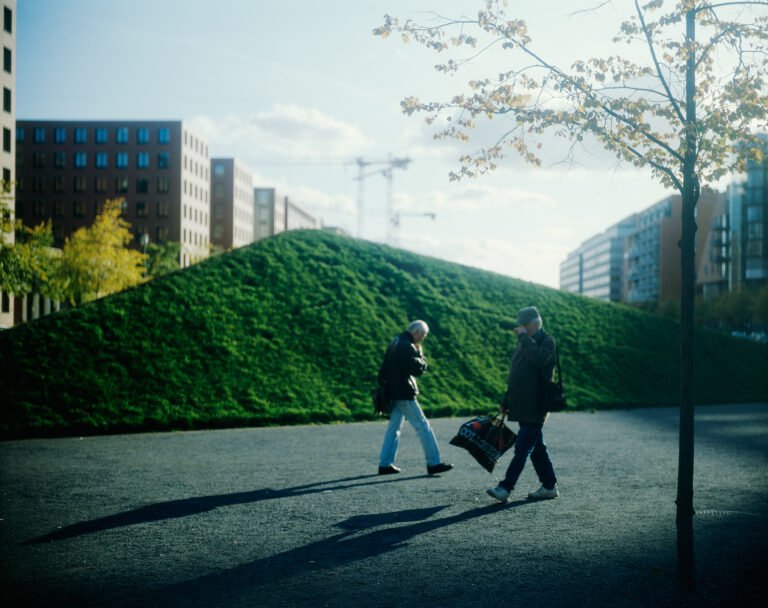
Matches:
[116,128,129,144]
[137,128,150,144]
[16,126,24,142]
[74,128,87,144]
[33,127,46,143]
[96,128,108,144]
[95,152,108,168]
[54,128,66,144]
[74,152,87,168]
[157,152,170,169]
[116,152,129,168]
[158,128,170,144]
[137,152,150,168]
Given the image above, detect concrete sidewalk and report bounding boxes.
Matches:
[1,404,766,607]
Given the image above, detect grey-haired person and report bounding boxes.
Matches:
[487,306,559,502]
[377,320,453,476]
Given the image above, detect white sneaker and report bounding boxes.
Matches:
[527,484,558,500]
[486,485,510,502]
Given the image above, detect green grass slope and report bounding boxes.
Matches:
[1,230,767,438]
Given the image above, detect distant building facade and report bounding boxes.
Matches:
[560,217,636,302]
[253,187,319,240]
[1,0,15,328]
[560,190,725,305]
[210,158,254,250]
[727,139,768,292]
[15,119,210,269]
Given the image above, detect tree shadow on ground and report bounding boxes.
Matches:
[129,500,531,607]
[25,474,422,544]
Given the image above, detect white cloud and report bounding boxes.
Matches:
[189,104,373,160]
[394,182,554,213]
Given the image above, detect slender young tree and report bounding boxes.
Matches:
[53,198,147,305]
[375,0,768,589]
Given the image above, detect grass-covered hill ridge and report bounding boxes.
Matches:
[1,230,767,438]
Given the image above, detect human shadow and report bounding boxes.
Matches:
[130,500,531,607]
[25,473,420,544]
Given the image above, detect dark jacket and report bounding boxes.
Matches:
[378,331,428,401]
[503,329,556,424]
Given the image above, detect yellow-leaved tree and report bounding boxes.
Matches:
[53,198,147,305]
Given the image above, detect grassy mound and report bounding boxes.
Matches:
[1,230,766,438]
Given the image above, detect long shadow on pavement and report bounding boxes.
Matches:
[126,500,531,607]
[25,474,420,544]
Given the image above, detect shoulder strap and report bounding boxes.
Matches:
[553,345,563,387]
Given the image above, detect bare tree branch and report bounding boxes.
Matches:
[634,0,687,124]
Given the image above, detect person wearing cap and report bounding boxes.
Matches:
[487,306,559,502]
[377,320,453,476]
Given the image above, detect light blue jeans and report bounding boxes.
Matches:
[379,399,442,467]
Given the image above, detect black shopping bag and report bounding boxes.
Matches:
[449,415,516,472]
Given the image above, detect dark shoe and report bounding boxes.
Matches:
[427,463,453,475]
[378,465,401,475]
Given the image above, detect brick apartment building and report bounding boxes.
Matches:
[210,158,254,250]
[15,120,210,269]
[253,187,318,240]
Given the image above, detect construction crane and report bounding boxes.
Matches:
[390,212,436,245]
[354,156,411,239]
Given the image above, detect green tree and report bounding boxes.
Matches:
[1,188,59,300]
[52,198,147,304]
[144,241,181,279]
[376,0,768,589]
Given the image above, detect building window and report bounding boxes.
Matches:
[4,7,12,34]
[54,127,66,144]
[115,178,129,194]
[95,152,108,168]
[3,47,10,73]
[33,127,46,143]
[32,152,45,168]
[94,177,108,193]
[214,163,225,177]
[136,178,149,194]
[136,201,148,218]
[74,152,87,168]
[53,200,65,217]
[52,176,65,193]
[74,128,87,144]
[73,201,85,218]
[158,128,170,144]
[157,177,170,194]
[157,226,169,242]
[1,291,9,314]
[116,152,128,169]
[2,87,10,113]
[33,200,45,217]
[73,176,87,192]
[2,168,9,191]
[2,127,9,152]
[157,202,169,218]
[157,152,169,169]
[15,126,24,142]
[53,152,66,169]
[32,177,45,193]
[116,127,129,144]
[137,128,150,144]
[96,128,108,144]
[137,151,150,168]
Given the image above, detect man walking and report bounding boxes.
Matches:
[487,306,559,502]
[377,320,453,476]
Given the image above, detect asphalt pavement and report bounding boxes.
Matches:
[1,403,766,608]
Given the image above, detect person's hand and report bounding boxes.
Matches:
[514,325,527,336]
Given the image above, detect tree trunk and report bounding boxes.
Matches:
[676,8,698,592]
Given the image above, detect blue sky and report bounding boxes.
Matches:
[15,0,687,288]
